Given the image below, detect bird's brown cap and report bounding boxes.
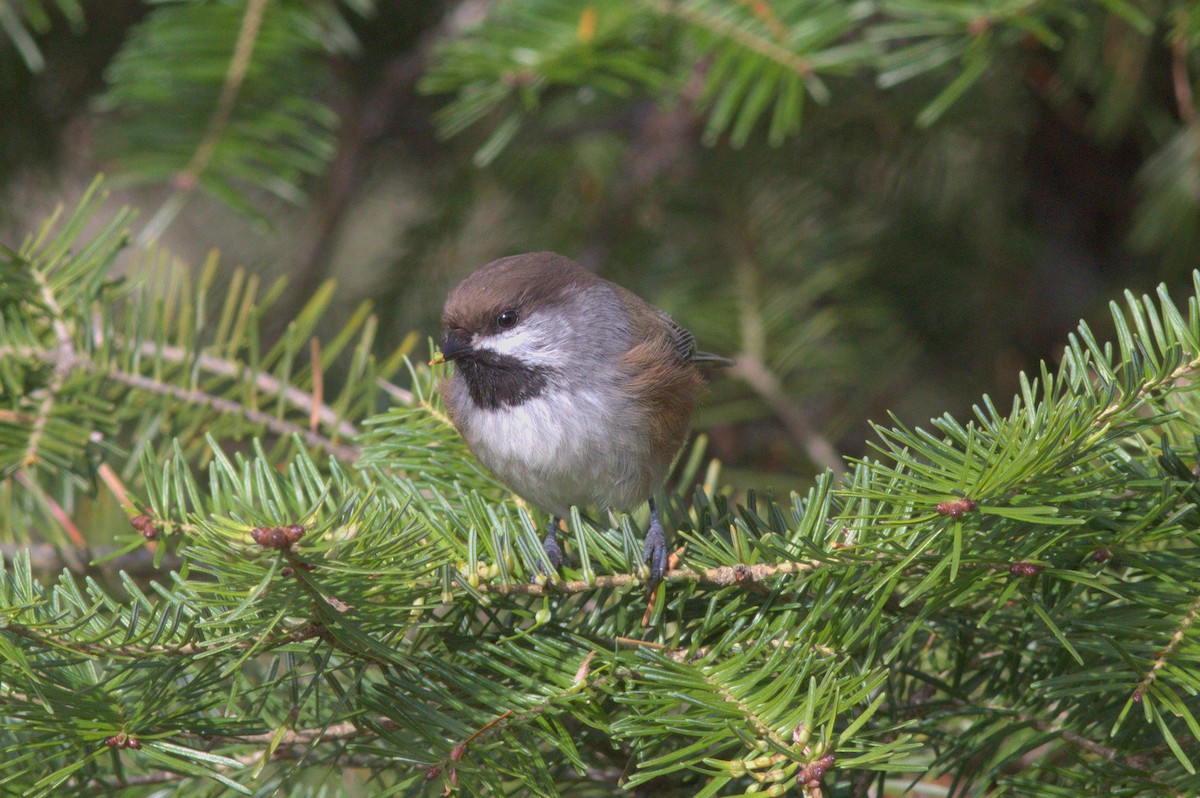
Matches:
[441,252,600,339]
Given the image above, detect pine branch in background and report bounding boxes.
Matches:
[91,0,362,236]
[3,1,1200,791]
[421,0,1166,158]
[0,187,1199,795]
[0,0,83,71]
[7,0,1196,345]
[0,179,411,548]
[653,0,875,145]
[1130,5,1200,271]
[419,0,672,166]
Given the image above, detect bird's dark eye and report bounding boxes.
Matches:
[496,309,519,330]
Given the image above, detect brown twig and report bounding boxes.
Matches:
[309,337,324,434]
[375,376,415,405]
[21,268,76,469]
[137,0,271,243]
[0,542,176,577]
[100,364,360,461]
[731,355,846,478]
[95,460,136,512]
[14,472,87,547]
[479,559,819,598]
[2,341,361,461]
[130,340,360,440]
[2,617,324,661]
[945,698,1168,780]
[1171,29,1196,125]
[648,0,812,77]
[616,634,838,661]
[1133,589,1200,703]
[280,43,433,318]
[136,338,357,439]
[232,718,396,746]
[727,240,846,477]
[76,750,387,791]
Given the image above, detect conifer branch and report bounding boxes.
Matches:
[703,666,788,746]
[1,341,361,461]
[183,0,268,181]
[647,0,813,77]
[9,189,1200,793]
[1097,350,1200,425]
[138,0,271,243]
[3,618,324,660]
[480,559,821,597]
[730,244,846,476]
[1134,590,1200,702]
[13,471,87,547]
[132,340,362,440]
[416,394,454,432]
[100,360,359,461]
[20,269,75,469]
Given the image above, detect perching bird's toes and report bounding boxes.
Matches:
[643,522,668,590]
[531,520,564,583]
[542,529,564,569]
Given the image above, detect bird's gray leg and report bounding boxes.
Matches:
[542,515,564,571]
[643,497,669,589]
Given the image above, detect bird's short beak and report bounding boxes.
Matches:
[429,331,471,366]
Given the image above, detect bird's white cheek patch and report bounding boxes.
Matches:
[474,323,565,367]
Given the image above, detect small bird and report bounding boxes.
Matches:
[430,252,729,588]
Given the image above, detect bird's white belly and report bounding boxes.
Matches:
[461,387,652,515]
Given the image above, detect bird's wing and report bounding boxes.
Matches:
[665,317,698,363]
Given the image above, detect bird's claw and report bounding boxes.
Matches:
[542,530,564,570]
[530,520,564,584]
[643,522,668,591]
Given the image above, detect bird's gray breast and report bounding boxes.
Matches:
[452,375,653,514]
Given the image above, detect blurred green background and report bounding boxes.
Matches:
[2,0,1198,493]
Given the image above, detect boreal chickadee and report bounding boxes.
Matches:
[430,252,730,588]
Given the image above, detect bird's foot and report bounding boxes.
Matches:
[543,529,564,570]
[643,500,669,591]
[532,517,564,583]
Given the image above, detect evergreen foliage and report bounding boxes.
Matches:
[87,0,362,236]
[93,0,342,221]
[5,1,1193,261]
[4,0,1196,470]
[2,1,1200,795]
[2,185,1200,795]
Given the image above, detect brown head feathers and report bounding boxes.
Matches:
[441,252,600,339]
